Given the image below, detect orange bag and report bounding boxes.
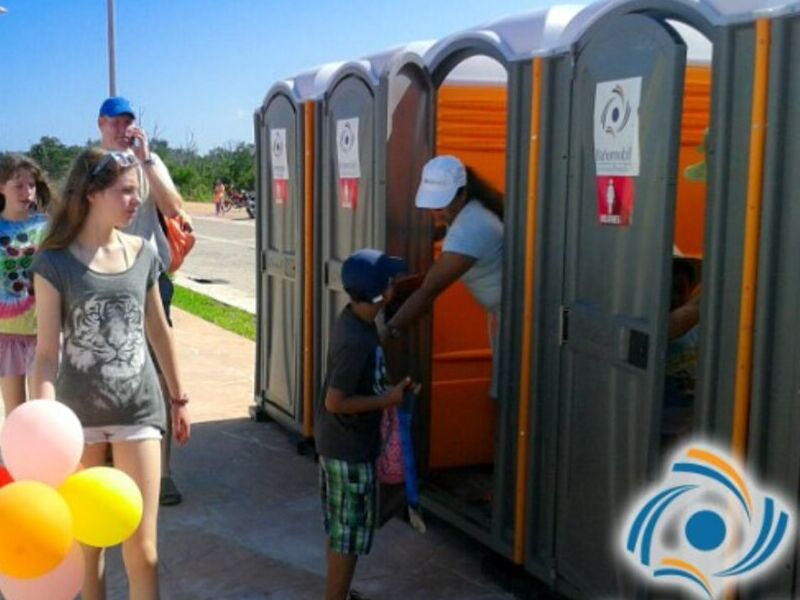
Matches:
[163,212,195,273]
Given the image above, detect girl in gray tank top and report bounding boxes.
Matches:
[30,147,191,600]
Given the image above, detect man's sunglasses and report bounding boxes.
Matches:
[90,151,138,178]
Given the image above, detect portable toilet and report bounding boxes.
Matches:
[746,4,800,597]
[315,45,438,414]
[410,5,586,558]
[522,0,797,596]
[253,63,341,444]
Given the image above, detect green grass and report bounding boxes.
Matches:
[173,285,256,341]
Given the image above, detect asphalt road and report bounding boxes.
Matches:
[177,206,257,313]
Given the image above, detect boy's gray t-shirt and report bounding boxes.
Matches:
[31,243,166,431]
[314,307,390,463]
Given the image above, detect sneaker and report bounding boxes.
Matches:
[347,591,369,600]
[159,475,183,506]
[408,506,427,534]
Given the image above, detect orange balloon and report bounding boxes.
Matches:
[0,481,73,579]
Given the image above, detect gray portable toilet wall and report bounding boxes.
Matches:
[254,64,332,439]
[749,8,800,598]
[528,0,779,596]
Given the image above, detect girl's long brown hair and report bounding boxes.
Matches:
[0,154,55,215]
[39,148,136,251]
[459,166,504,222]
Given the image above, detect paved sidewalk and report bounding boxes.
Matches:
[93,308,515,599]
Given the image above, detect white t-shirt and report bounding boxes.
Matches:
[442,199,503,314]
[123,152,172,271]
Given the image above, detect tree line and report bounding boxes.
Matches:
[5,136,255,203]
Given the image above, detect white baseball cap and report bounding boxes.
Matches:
[415,155,466,209]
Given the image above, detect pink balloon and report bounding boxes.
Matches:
[0,542,84,600]
[0,400,84,487]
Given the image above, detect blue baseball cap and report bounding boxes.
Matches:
[98,96,135,119]
[342,249,408,304]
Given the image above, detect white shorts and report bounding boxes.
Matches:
[83,424,163,444]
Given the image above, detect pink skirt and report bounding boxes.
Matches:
[0,334,36,377]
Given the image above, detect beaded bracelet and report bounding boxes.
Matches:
[170,393,189,407]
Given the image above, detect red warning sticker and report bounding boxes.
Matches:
[338,178,359,210]
[596,176,634,226]
[273,179,289,206]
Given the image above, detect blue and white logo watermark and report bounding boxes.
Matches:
[619,442,794,598]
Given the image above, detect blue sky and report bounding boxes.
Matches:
[0,0,552,154]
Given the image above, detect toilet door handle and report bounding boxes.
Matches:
[626,329,649,369]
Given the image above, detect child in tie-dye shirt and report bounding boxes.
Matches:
[0,155,53,415]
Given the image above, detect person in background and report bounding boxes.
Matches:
[31,147,191,600]
[662,257,701,448]
[0,155,54,416]
[97,96,187,506]
[315,248,420,600]
[213,179,226,217]
[381,155,504,399]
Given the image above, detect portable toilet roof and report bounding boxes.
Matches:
[555,0,800,50]
[425,4,585,71]
[260,61,347,107]
[292,62,348,101]
[266,59,375,105]
[362,40,435,80]
[316,59,377,101]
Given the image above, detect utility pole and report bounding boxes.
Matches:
[107,0,117,95]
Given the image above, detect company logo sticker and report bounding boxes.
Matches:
[620,443,794,598]
[270,128,289,205]
[336,118,360,209]
[594,76,641,177]
[600,83,632,138]
[338,121,354,153]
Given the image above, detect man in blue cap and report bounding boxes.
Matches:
[315,248,420,600]
[98,96,187,506]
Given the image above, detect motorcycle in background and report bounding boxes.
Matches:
[220,188,255,219]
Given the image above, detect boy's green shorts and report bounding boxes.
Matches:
[319,457,376,555]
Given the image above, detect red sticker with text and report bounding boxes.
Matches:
[338,178,359,210]
[273,179,289,206]
[597,176,635,226]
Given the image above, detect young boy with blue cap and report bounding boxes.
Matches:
[315,248,419,600]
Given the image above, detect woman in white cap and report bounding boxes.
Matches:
[381,155,504,398]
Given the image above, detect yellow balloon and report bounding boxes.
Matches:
[59,467,143,548]
[0,481,74,578]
